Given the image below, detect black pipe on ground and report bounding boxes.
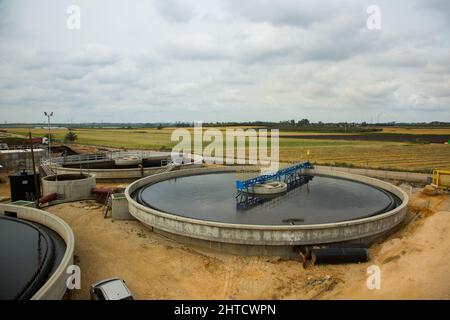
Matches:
[311,247,369,265]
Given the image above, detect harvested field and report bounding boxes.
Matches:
[280,143,450,171]
[3,128,450,172]
[280,133,450,143]
[382,127,450,135]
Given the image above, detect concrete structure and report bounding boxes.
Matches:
[0,203,75,300]
[125,166,409,259]
[41,151,203,181]
[111,193,135,220]
[315,165,431,183]
[10,200,36,207]
[0,149,46,172]
[41,173,96,205]
[203,156,431,183]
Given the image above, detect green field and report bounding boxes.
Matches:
[2,127,450,172]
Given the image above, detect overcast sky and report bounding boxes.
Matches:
[0,0,449,123]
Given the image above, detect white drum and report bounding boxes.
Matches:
[114,156,142,166]
[249,181,288,195]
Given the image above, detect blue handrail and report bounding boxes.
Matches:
[236,162,313,191]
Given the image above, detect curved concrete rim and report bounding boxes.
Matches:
[0,204,75,300]
[44,152,203,180]
[41,173,96,205]
[42,173,93,181]
[125,166,409,246]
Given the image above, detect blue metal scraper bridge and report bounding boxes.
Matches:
[236,162,313,193]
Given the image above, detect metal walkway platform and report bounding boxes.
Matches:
[236,161,313,192]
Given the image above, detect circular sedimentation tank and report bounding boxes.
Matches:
[0,204,74,300]
[42,151,203,180]
[125,167,408,258]
[135,173,399,225]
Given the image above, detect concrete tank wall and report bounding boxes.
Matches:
[125,166,409,258]
[315,165,431,183]
[0,203,75,300]
[111,193,135,220]
[46,153,203,180]
[42,174,96,204]
[0,149,46,172]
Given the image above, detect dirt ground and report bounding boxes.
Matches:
[43,187,450,300]
[1,173,449,300]
[0,173,10,202]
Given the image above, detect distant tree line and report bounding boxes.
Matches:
[1,121,449,130]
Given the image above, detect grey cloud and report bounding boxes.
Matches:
[0,0,449,123]
[419,0,450,16]
[154,0,196,23]
[69,44,119,66]
[222,0,359,27]
[162,35,228,61]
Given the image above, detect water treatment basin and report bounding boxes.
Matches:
[125,166,409,258]
[135,173,399,225]
[0,204,75,299]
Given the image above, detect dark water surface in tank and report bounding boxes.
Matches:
[135,172,398,226]
[0,217,65,300]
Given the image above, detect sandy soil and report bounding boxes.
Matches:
[1,169,449,299]
[38,186,450,300]
[324,209,450,299]
[0,172,10,202]
[321,190,450,299]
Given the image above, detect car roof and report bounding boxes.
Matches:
[91,277,121,288]
[95,279,132,300]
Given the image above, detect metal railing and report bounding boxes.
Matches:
[110,150,169,159]
[1,145,47,151]
[41,153,109,166]
[41,151,173,167]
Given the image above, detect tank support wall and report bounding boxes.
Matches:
[41,174,96,205]
[0,149,46,172]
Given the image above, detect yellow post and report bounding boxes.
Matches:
[432,170,450,188]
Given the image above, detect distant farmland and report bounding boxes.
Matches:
[279,143,450,172]
[280,133,450,143]
[2,127,450,172]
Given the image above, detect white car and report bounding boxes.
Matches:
[90,277,134,300]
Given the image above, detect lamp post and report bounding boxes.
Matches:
[44,112,53,158]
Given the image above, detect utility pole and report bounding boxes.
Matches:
[44,112,53,158]
[28,132,41,208]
